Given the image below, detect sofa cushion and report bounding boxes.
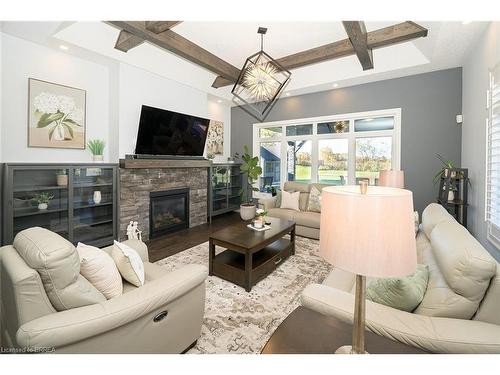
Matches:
[284,181,310,192]
[421,203,455,238]
[77,242,123,299]
[414,220,497,319]
[294,211,321,228]
[13,227,106,311]
[112,241,145,287]
[267,208,297,221]
[280,190,300,211]
[122,262,168,293]
[307,185,322,213]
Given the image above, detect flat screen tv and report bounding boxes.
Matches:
[134,105,210,157]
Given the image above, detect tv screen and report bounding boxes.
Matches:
[135,105,210,156]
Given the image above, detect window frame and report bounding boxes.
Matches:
[253,108,402,189]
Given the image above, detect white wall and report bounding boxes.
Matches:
[0,33,231,164]
[462,22,500,260]
[1,33,111,162]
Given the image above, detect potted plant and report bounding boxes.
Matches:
[235,145,262,220]
[433,154,471,201]
[32,192,54,210]
[87,139,105,162]
[56,169,68,186]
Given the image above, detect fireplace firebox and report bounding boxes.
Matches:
[149,188,189,238]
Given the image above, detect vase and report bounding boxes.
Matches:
[447,190,455,201]
[240,204,256,221]
[93,191,102,204]
[56,174,68,186]
[53,124,65,141]
[38,203,48,210]
[93,155,104,162]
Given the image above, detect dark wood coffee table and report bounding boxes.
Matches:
[261,306,427,354]
[208,217,296,292]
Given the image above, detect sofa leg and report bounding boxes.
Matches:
[181,340,197,354]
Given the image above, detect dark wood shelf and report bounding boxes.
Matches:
[74,202,113,209]
[74,182,113,188]
[14,185,67,193]
[14,207,67,218]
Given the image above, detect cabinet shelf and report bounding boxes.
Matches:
[74,202,113,209]
[209,163,243,221]
[14,185,67,193]
[14,207,67,218]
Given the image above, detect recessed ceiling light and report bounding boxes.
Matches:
[332,83,339,88]
[462,21,472,25]
[217,99,222,103]
[285,92,290,96]
[59,45,69,51]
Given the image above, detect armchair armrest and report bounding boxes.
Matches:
[259,196,277,210]
[16,264,208,348]
[301,284,500,354]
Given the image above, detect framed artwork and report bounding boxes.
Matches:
[206,120,224,155]
[28,78,86,149]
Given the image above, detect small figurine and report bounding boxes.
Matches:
[126,221,142,241]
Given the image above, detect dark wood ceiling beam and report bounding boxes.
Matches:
[107,21,241,81]
[211,21,428,88]
[145,21,182,34]
[114,30,144,52]
[342,21,373,70]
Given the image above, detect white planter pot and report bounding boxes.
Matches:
[93,155,104,162]
[240,204,256,221]
[38,203,48,210]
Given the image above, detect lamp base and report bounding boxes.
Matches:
[335,345,369,354]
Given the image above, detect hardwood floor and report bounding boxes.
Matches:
[146,211,241,262]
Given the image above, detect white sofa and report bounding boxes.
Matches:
[301,203,500,353]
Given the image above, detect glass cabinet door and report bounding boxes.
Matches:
[211,166,229,213]
[12,168,70,240]
[72,167,115,246]
[228,165,242,210]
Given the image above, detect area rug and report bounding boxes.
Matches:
[155,236,332,354]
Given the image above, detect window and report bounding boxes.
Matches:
[253,108,401,189]
[486,63,500,248]
[318,139,348,185]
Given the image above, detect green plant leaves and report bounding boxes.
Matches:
[64,118,82,127]
[36,111,64,128]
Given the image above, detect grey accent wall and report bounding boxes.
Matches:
[462,22,500,261]
[231,68,463,215]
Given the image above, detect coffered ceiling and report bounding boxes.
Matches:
[1,21,489,104]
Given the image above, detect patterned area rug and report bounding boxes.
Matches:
[155,236,332,354]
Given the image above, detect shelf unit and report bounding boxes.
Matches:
[436,167,469,227]
[208,163,244,221]
[2,163,118,247]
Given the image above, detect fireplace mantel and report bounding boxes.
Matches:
[119,158,211,169]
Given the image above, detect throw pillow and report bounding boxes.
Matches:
[280,190,300,211]
[307,186,322,213]
[111,241,145,287]
[77,242,123,299]
[366,264,429,312]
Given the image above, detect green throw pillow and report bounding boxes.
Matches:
[366,264,429,312]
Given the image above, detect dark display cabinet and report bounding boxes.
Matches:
[209,163,243,221]
[2,163,118,247]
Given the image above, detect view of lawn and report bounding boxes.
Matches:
[294,165,380,184]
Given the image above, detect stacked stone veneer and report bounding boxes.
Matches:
[119,167,208,241]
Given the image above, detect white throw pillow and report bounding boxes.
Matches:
[280,190,301,211]
[111,241,145,287]
[77,242,123,299]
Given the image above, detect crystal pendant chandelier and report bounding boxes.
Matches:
[232,27,291,121]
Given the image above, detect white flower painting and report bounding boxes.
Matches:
[206,120,224,155]
[28,78,86,149]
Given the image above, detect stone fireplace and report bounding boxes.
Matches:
[149,188,189,238]
[119,158,210,241]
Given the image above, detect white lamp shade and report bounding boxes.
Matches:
[319,186,417,278]
[379,170,405,188]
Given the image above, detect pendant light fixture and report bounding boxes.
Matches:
[232,27,291,121]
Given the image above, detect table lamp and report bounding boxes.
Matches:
[378,169,405,188]
[319,184,416,354]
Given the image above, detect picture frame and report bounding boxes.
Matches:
[28,78,86,149]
